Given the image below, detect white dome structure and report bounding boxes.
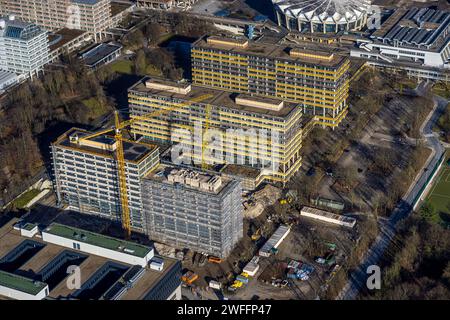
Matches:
[273,0,372,33]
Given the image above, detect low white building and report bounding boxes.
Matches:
[351,7,450,72]
[300,206,356,228]
[42,223,154,267]
[243,256,260,276]
[259,225,290,257]
[0,70,18,92]
[0,270,49,300]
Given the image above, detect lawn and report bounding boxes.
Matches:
[110,60,134,74]
[82,97,109,118]
[432,82,450,99]
[425,151,450,221]
[109,60,161,76]
[12,189,41,209]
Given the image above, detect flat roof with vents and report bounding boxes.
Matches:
[43,223,152,258]
[193,36,347,68]
[0,270,47,296]
[53,128,158,164]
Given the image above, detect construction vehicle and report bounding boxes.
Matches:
[182,271,199,285]
[279,189,298,205]
[208,256,223,264]
[77,94,213,238]
[251,228,261,241]
[231,280,243,289]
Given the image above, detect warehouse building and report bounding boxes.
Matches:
[0,219,182,300]
[142,165,243,258]
[51,128,160,233]
[0,16,50,79]
[128,77,305,185]
[351,7,450,70]
[191,36,350,128]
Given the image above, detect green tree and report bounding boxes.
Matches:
[420,201,439,223]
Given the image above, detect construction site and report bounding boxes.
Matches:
[174,183,360,300]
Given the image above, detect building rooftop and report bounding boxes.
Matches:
[193,36,348,68]
[111,1,133,17]
[371,7,450,51]
[0,270,47,295]
[0,16,45,40]
[44,223,152,258]
[53,128,158,164]
[221,164,262,179]
[145,164,233,195]
[129,78,300,119]
[0,218,179,300]
[80,42,122,67]
[48,28,87,52]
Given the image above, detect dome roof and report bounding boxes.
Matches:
[273,0,371,23]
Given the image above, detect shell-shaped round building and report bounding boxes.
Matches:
[273,0,371,33]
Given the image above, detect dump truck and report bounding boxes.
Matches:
[182,271,198,285]
[208,256,223,264]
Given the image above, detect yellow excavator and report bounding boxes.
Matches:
[77,94,213,238]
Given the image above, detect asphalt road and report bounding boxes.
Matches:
[338,85,447,300]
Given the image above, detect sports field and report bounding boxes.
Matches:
[426,151,450,217]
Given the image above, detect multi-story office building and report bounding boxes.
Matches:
[128,77,305,185]
[0,16,49,78]
[51,128,160,233]
[0,0,112,40]
[191,36,350,128]
[142,165,243,258]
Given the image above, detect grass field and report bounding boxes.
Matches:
[426,151,450,220]
[110,60,133,74]
[12,189,41,209]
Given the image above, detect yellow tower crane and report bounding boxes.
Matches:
[202,104,213,171]
[79,94,213,238]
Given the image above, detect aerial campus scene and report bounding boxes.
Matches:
[0,0,449,310]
